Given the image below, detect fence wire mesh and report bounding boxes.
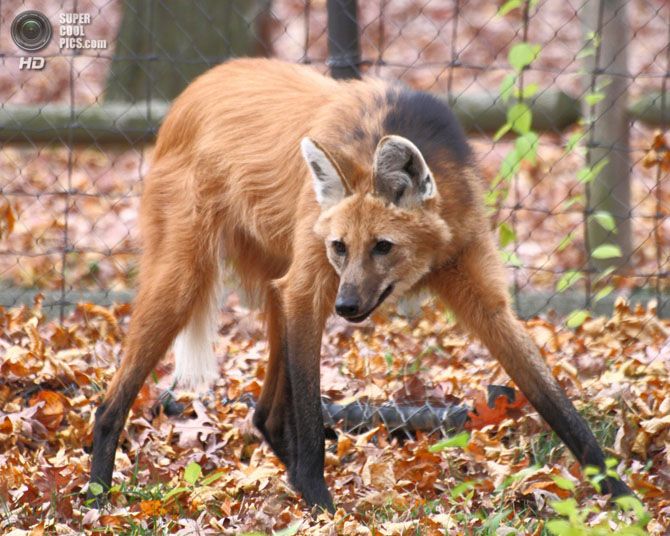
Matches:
[0,1,668,434]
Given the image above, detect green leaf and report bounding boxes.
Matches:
[615,528,651,536]
[591,244,622,260]
[500,250,522,267]
[485,187,505,207]
[493,122,512,141]
[499,73,516,102]
[588,473,605,493]
[556,270,583,293]
[88,482,104,497]
[545,519,577,536]
[450,480,476,499]
[509,465,542,482]
[428,431,470,452]
[615,496,651,524]
[576,46,596,60]
[515,131,539,163]
[564,130,585,153]
[550,498,578,517]
[499,222,516,247]
[497,0,523,16]
[508,42,541,71]
[583,465,601,477]
[562,195,584,210]
[550,475,576,491]
[585,91,606,106]
[481,510,509,533]
[594,285,614,302]
[596,77,612,92]
[162,486,189,502]
[515,82,539,100]
[593,266,615,284]
[584,31,601,47]
[557,232,575,252]
[499,148,523,180]
[591,210,617,233]
[274,522,302,536]
[566,309,589,328]
[507,102,532,134]
[576,158,608,183]
[200,470,225,486]
[184,461,202,485]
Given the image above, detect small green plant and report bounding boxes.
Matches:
[546,461,650,535]
[86,460,224,529]
[428,430,470,452]
[160,461,224,503]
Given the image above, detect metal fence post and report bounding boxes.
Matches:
[326,0,361,79]
[582,0,632,272]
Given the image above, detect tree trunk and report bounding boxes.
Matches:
[105,0,272,102]
[581,0,632,271]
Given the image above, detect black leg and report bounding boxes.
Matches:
[285,320,334,513]
[88,386,138,506]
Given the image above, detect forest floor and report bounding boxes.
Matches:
[0,294,668,534]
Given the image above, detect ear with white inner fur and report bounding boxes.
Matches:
[372,135,437,207]
[301,138,351,208]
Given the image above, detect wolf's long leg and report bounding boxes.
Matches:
[428,238,632,497]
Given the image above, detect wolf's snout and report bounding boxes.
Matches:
[335,284,360,317]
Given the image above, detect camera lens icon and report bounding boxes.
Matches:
[11,10,52,52]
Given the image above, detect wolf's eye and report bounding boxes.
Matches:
[332,240,347,256]
[373,240,393,255]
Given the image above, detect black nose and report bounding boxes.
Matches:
[336,300,359,317]
[335,286,360,317]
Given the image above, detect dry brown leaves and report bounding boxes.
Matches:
[1,1,670,296]
[0,294,668,534]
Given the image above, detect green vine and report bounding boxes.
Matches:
[563,30,621,328]
[490,0,542,269]
[494,3,623,328]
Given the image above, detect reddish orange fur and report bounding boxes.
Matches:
[89,58,632,510]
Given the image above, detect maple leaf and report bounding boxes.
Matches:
[466,388,528,430]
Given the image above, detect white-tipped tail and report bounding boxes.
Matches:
[173,283,221,391]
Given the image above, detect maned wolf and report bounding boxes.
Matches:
[89,58,632,511]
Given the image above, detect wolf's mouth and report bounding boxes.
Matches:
[345,284,395,323]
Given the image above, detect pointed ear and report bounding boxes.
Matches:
[372,135,437,207]
[301,138,351,208]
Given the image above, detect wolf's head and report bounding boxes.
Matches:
[301,135,452,322]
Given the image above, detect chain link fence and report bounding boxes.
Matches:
[1,0,668,445]
[0,0,668,325]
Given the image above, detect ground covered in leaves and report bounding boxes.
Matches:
[0,295,668,534]
[1,0,669,296]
